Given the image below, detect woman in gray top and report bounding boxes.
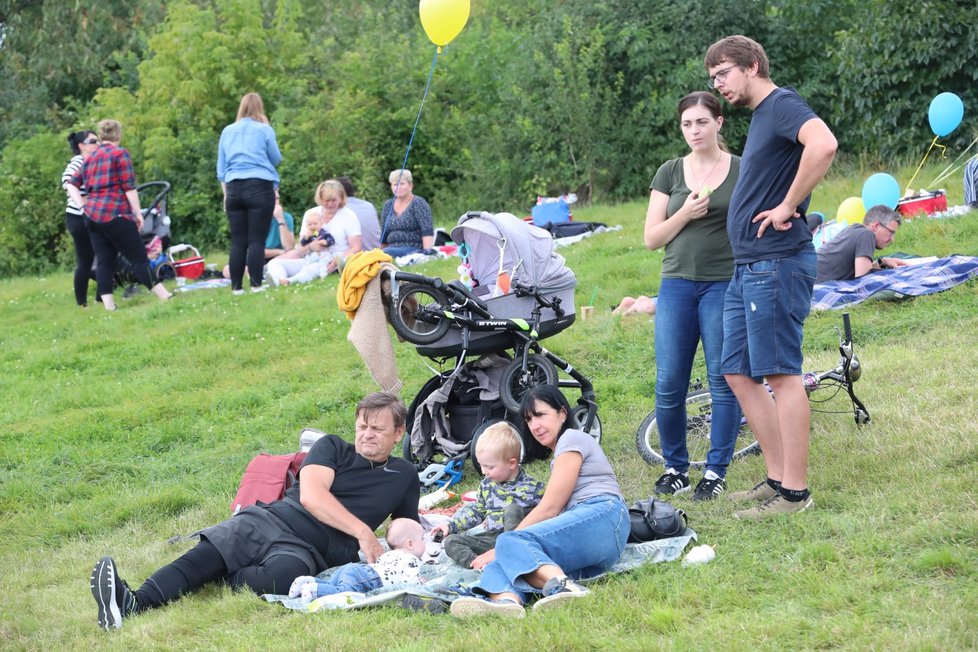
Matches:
[451,385,628,619]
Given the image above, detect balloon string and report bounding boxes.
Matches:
[380,48,441,245]
[928,135,978,187]
[905,137,938,194]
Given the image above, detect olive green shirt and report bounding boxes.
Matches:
[649,156,740,281]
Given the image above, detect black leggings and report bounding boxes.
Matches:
[226,178,275,290]
[134,538,310,611]
[65,211,96,305]
[85,216,154,296]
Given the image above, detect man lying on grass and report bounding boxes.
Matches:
[90,392,420,630]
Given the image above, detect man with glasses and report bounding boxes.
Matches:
[815,205,908,282]
[704,36,838,520]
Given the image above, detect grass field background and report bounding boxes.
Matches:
[1,161,976,650]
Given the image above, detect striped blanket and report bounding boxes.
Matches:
[812,255,978,310]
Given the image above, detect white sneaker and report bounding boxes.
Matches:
[450,597,525,619]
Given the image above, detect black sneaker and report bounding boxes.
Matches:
[90,556,137,630]
[653,469,690,496]
[692,475,726,501]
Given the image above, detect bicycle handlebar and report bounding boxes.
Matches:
[392,271,444,289]
[842,312,852,342]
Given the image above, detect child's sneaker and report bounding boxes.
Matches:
[653,468,690,496]
[450,596,525,619]
[692,474,726,501]
[532,577,590,611]
[90,556,137,630]
[400,594,448,615]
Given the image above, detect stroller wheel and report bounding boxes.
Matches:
[500,354,559,412]
[569,406,602,444]
[389,283,451,345]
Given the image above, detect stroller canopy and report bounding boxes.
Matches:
[451,211,576,295]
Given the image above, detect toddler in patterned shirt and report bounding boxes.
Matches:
[288,518,427,603]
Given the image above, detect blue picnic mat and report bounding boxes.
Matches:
[812,255,978,310]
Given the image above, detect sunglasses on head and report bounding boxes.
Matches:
[83,137,99,145]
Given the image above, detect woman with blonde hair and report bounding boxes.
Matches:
[217,92,282,294]
[380,168,434,257]
[266,179,362,285]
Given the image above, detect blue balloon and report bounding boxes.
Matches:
[928,92,964,137]
[862,173,901,210]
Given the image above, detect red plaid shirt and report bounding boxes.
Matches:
[70,143,138,223]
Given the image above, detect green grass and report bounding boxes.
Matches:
[2,162,977,650]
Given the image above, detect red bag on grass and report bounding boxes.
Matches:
[230,452,306,515]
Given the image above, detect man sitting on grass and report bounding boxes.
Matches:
[815,205,910,283]
[90,392,420,630]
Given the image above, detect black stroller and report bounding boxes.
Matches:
[114,181,206,293]
[387,211,601,474]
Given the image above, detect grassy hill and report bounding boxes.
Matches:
[1,163,976,650]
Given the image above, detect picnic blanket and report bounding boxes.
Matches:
[264,529,696,612]
[812,255,978,310]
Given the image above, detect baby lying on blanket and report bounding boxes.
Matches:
[289,519,427,603]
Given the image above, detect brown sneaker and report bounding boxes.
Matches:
[728,479,777,503]
[733,493,814,520]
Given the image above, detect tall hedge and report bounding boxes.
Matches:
[1,0,976,276]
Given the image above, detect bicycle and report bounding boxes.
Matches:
[635,313,870,468]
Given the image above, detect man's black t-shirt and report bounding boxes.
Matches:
[266,434,419,564]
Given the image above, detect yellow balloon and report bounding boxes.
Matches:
[836,196,866,225]
[419,0,470,48]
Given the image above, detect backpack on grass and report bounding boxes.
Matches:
[230,452,306,515]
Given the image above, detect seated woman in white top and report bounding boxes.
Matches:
[267,179,362,286]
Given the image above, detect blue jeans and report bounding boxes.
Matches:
[654,278,742,476]
[721,247,816,377]
[312,562,382,597]
[473,495,628,603]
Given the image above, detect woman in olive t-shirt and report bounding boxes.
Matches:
[642,91,743,501]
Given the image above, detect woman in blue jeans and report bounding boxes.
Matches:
[450,386,628,619]
[643,91,742,501]
[217,92,282,293]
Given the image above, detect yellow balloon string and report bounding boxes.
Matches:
[905,136,939,195]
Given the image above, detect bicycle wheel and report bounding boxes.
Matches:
[388,283,451,345]
[569,405,602,444]
[635,388,758,468]
[499,354,559,412]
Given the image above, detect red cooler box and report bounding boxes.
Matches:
[897,189,947,218]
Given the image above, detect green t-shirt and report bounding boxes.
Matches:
[649,155,740,281]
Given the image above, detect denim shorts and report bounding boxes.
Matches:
[720,246,816,377]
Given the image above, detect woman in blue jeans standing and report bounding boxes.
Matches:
[451,386,628,618]
[217,92,282,293]
[643,91,742,501]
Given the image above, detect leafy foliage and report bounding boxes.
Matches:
[2,0,977,275]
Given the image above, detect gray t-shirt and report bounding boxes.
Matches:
[347,196,381,250]
[552,429,623,508]
[816,223,876,282]
[650,156,740,281]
